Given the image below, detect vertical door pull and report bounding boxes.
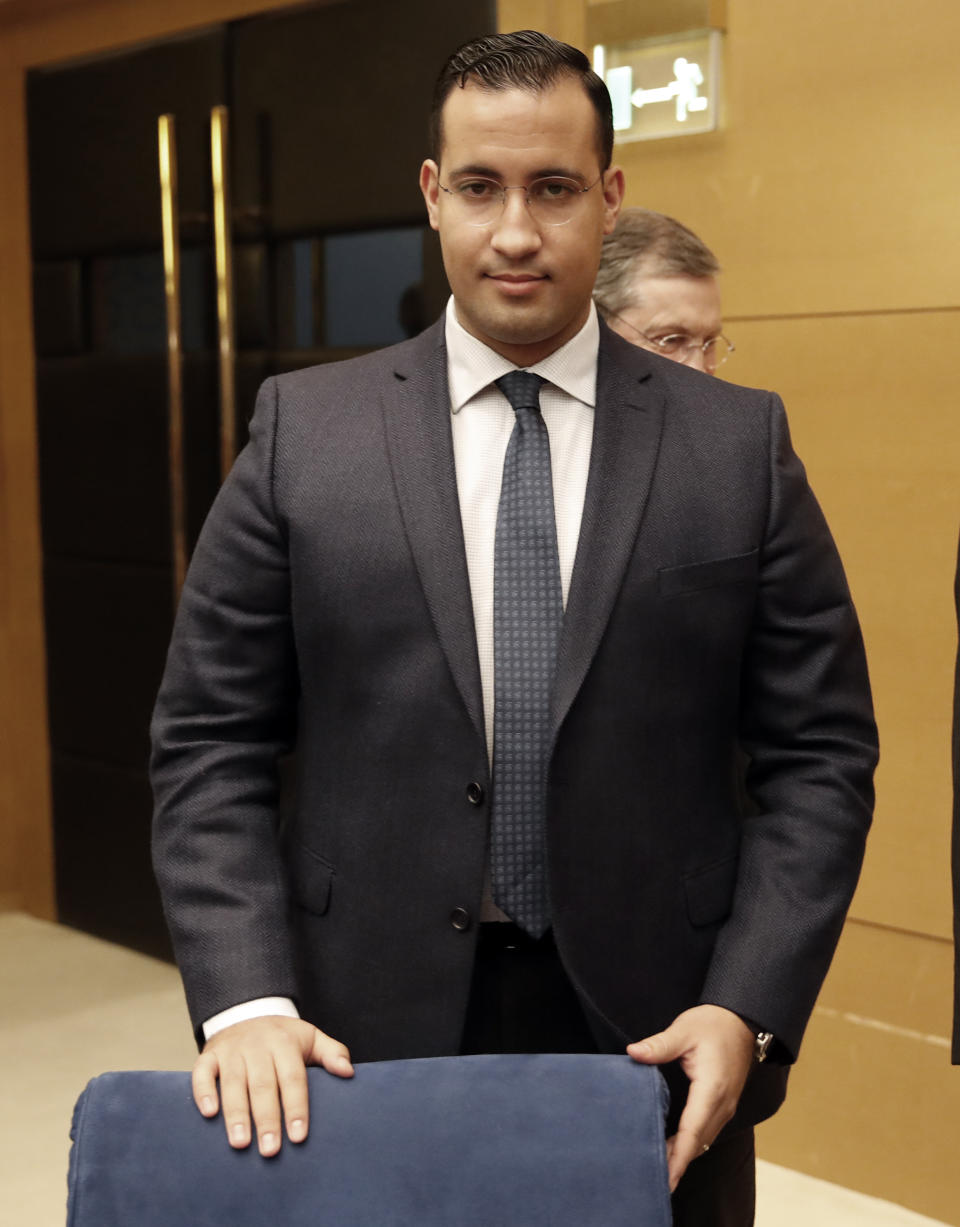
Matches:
[158,113,187,603]
[210,105,237,482]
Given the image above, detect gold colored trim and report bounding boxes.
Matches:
[210,104,236,481]
[158,112,187,602]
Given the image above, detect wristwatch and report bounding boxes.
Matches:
[753,1030,774,1063]
[736,1013,775,1063]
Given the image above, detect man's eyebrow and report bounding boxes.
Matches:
[445,164,502,180]
[532,166,591,183]
[445,163,590,183]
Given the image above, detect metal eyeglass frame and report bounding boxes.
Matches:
[436,174,603,227]
[605,309,735,370]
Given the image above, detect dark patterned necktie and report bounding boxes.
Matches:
[491,371,563,937]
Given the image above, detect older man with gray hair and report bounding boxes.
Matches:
[594,207,734,375]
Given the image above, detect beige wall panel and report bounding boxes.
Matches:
[586,0,725,45]
[819,918,952,1041]
[610,0,960,317]
[499,0,585,48]
[500,0,551,35]
[0,39,55,917]
[757,924,957,1221]
[725,311,959,940]
[503,0,725,46]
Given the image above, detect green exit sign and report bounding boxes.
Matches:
[594,32,721,143]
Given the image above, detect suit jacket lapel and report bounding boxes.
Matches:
[380,320,487,752]
[551,328,665,738]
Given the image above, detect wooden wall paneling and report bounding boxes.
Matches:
[760,919,957,1222]
[609,0,960,317]
[728,310,960,941]
[0,37,55,917]
[499,0,585,49]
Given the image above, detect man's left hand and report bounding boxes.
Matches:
[627,1004,755,1192]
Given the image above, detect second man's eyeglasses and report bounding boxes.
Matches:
[605,310,735,372]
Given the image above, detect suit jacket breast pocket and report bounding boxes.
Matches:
[658,550,758,599]
[288,843,335,917]
[683,856,738,928]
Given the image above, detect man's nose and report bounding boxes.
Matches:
[490,188,542,256]
[683,346,711,374]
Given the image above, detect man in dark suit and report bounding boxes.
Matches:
[151,30,877,1226]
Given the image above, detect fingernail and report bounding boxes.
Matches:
[261,1132,277,1153]
[336,1056,353,1073]
[230,1124,248,1145]
[289,1119,306,1142]
[200,1096,215,1115]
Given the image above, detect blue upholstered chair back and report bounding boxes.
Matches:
[67,1053,671,1226]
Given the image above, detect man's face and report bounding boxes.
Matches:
[420,77,624,367]
[607,268,723,374]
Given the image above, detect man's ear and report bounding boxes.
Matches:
[420,160,441,232]
[601,166,626,235]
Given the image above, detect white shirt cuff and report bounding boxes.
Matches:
[202,996,300,1041]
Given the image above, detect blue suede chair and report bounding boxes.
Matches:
[66,1053,671,1225]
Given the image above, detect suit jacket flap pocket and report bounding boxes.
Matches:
[658,550,758,599]
[684,856,737,927]
[289,844,335,917]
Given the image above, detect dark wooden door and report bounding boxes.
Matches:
[29,30,227,957]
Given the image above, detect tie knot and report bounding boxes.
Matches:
[496,371,545,414]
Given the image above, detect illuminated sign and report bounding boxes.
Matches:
[593,32,720,143]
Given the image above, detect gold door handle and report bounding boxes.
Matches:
[210,105,236,482]
[158,113,187,603]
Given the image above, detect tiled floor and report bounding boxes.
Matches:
[0,912,951,1227]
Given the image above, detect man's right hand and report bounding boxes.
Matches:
[192,1016,354,1156]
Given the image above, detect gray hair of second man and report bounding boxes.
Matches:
[593,208,720,320]
[429,30,614,171]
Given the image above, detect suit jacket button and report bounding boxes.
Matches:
[466,781,485,806]
[450,907,472,932]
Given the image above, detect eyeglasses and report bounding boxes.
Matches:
[606,310,735,372]
[437,174,602,227]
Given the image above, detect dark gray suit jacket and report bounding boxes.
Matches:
[151,318,877,1125]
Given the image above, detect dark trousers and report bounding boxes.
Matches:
[671,1127,756,1227]
[459,922,756,1227]
[459,922,597,1055]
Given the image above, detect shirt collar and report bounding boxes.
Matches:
[445,297,599,413]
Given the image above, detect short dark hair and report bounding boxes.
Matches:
[594,208,720,319]
[429,30,614,171]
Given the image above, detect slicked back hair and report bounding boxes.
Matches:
[594,208,720,320]
[429,30,614,171]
